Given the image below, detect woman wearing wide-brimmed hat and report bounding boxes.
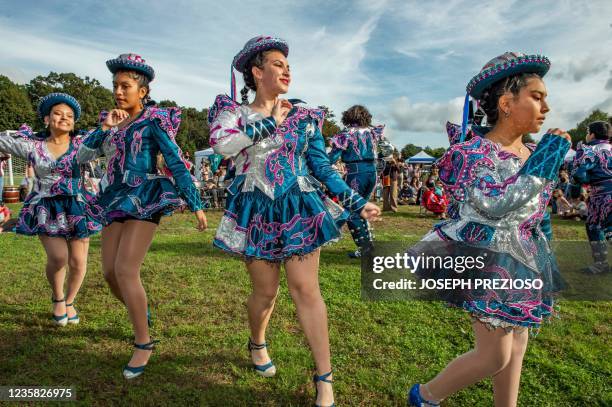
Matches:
[406,52,571,406]
[78,53,207,379]
[0,92,103,327]
[208,36,381,407]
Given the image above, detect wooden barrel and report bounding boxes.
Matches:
[2,186,20,204]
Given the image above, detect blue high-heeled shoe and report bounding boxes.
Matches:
[313,370,335,407]
[248,338,276,377]
[407,384,440,407]
[66,301,79,325]
[51,297,68,327]
[122,339,159,380]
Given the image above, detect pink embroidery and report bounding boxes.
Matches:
[106,131,126,186]
[247,211,326,257]
[131,128,144,163]
[438,136,496,201]
[49,138,79,196]
[330,127,382,160]
[264,107,323,188]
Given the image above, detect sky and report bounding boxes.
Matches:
[1,0,611,148]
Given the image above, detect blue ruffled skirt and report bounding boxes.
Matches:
[16,194,102,239]
[95,177,185,225]
[412,228,563,330]
[214,182,349,261]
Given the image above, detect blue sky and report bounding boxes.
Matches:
[1,0,611,148]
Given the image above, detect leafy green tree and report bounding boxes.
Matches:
[424,146,446,159]
[26,72,114,131]
[176,107,210,156]
[0,75,35,130]
[568,109,610,147]
[318,105,341,142]
[400,143,421,160]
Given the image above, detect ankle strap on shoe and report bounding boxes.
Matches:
[133,339,159,350]
[248,338,268,350]
[51,297,65,303]
[313,370,333,384]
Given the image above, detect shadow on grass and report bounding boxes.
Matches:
[0,307,312,405]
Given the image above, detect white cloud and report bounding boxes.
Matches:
[0,0,610,149]
[389,96,464,132]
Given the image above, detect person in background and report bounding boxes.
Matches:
[328,104,385,258]
[0,203,13,232]
[0,154,8,204]
[574,193,588,220]
[552,189,575,217]
[571,120,612,274]
[382,152,401,212]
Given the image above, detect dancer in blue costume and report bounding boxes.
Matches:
[78,54,207,379]
[571,121,612,274]
[407,52,571,407]
[328,105,385,258]
[209,36,380,407]
[0,93,102,327]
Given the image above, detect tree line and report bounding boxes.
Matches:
[0,73,609,159]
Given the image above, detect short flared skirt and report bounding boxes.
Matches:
[214,183,349,261]
[412,228,564,330]
[16,194,102,240]
[95,178,185,226]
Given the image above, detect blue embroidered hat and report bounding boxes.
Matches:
[230,35,289,100]
[459,52,550,143]
[467,52,550,100]
[233,36,289,73]
[106,53,155,81]
[37,92,81,121]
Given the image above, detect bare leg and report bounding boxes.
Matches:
[246,259,281,367]
[113,220,157,368]
[101,223,124,303]
[421,321,514,403]
[39,235,69,317]
[492,328,529,407]
[285,250,334,406]
[65,238,90,319]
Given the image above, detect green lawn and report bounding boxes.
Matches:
[0,204,610,406]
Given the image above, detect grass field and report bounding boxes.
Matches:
[0,203,610,406]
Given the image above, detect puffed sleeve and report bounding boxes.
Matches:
[305,109,367,213]
[441,134,570,219]
[570,144,595,185]
[77,127,109,163]
[0,124,34,158]
[150,107,203,212]
[77,112,111,163]
[208,94,277,158]
[371,124,385,141]
[327,132,346,163]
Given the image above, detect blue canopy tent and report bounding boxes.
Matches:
[405,151,436,164]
